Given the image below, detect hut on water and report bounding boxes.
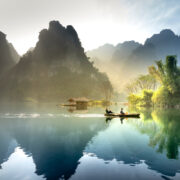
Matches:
[68,97,90,108]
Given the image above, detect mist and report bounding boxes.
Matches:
[87,29,180,96]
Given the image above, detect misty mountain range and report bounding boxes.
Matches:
[0,32,20,76]
[88,29,180,64]
[0,23,180,101]
[0,21,112,102]
[87,29,180,92]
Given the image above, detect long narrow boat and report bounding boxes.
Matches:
[104,113,140,118]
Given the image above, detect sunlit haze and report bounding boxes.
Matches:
[1,0,180,55]
[0,1,180,179]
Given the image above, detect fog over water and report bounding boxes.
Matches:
[0,1,180,179]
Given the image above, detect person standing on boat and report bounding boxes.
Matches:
[120,108,125,115]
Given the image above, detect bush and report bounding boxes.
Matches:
[140,90,154,107]
[128,90,153,107]
[152,86,180,107]
[128,94,141,106]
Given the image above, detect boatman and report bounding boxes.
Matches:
[120,108,125,115]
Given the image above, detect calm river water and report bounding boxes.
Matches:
[0,103,180,180]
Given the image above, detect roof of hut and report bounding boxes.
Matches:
[68,97,90,102]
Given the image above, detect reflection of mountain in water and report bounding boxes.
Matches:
[0,107,180,179]
[0,132,16,168]
[0,115,106,180]
[85,119,180,177]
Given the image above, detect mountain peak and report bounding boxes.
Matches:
[145,29,178,46]
[49,20,65,31]
[160,29,175,36]
[0,31,6,40]
[0,31,19,76]
[0,21,112,101]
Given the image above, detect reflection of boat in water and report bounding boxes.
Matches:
[104,113,140,118]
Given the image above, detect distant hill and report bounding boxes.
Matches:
[145,29,180,60]
[112,29,180,65]
[117,29,180,80]
[87,41,141,64]
[0,32,20,76]
[86,41,142,92]
[87,44,115,62]
[126,29,180,69]
[87,29,180,92]
[0,21,112,102]
[112,41,141,63]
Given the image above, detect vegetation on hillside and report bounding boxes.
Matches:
[0,31,19,77]
[0,21,113,102]
[127,55,180,108]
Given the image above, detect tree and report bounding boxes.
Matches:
[128,89,153,107]
[126,74,157,94]
[149,55,180,107]
[149,55,180,94]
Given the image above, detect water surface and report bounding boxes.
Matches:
[0,103,180,180]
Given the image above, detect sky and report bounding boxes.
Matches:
[0,0,180,55]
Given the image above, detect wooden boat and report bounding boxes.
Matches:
[104,113,140,118]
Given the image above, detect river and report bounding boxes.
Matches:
[0,103,179,180]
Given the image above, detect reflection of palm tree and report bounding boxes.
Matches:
[149,128,166,153]
[134,109,180,159]
[151,111,180,159]
[85,116,180,177]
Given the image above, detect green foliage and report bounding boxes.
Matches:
[152,86,169,106]
[128,89,153,107]
[152,86,180,107]
[128,94,141,106]
[126,74,157,94]
[148,55,180,107]
[126,74,156,107]
[141,89,154,107]
[128,55,180,107]
[149,55,180,94]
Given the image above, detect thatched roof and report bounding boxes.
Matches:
[68,97,90,102]
[68,98,75,102]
